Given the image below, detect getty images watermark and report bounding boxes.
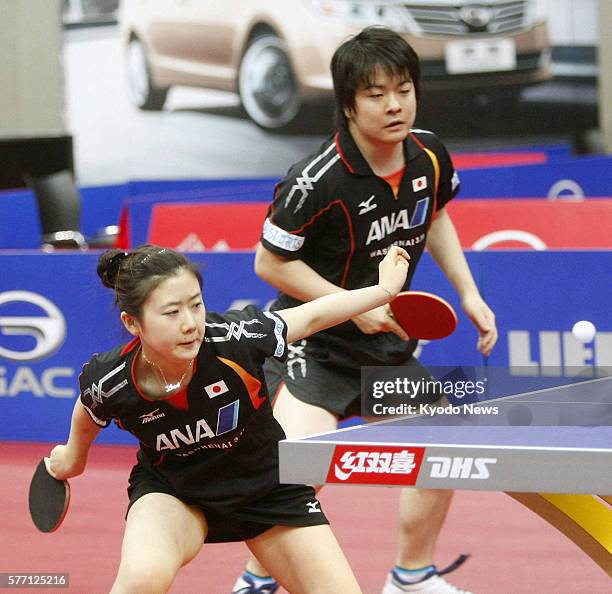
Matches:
[360,366,612,426]
[361,366,490,418]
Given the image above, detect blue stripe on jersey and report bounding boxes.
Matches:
[411,197,429,228]
[216,400,239,435]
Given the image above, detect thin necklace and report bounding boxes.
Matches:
[141,350,194,393]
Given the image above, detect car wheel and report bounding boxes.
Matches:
[238,35,303,131]
[126,37,168,111]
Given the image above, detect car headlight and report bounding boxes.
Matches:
[308,0,410,31]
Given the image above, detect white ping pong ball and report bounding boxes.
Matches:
[572,320,596,343]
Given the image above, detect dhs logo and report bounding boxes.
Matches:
[427,456,497,480]
[0,291,67,361]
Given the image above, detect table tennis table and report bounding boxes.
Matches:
[279,376,612,576]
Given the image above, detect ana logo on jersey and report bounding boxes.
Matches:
[365,197,430,245]
[358,195,378,215]
[0,291,67,361]
[205,379,229,398]
[156,401,240,451]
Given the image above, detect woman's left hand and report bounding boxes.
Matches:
[378,246,410,297]
[462,293,497,357]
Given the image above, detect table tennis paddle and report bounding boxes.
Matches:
[28,458,70,533]
[390,291,457,340]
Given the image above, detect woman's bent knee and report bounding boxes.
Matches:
[112,563,178,594]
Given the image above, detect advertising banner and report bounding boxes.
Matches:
[0,252,275,443]
[1,251,609,443]
[145,199,612,253]
[446,199,612,249]
[2,157,610,250]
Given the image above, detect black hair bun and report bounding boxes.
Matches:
[97,249,129,289]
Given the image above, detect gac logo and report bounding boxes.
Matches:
[427,456,497,480]
[0,291,67,361]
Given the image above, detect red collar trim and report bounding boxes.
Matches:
[335,132,356,174]
[121,336,140,356]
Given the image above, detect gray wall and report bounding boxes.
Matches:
[0,0,66,139]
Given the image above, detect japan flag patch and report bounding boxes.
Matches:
[412,176,427,192]
[205,379,229,398]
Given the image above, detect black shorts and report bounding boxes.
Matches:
[126,463,329,543]
[264,332,437,418]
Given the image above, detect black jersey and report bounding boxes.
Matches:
[261,127,459,325]
[79,306,289,509]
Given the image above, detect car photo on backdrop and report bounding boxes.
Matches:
[119,0,552,131]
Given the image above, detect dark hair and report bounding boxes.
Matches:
[97,245,202,317]
[331,26,421,130]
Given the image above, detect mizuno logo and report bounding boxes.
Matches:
[83,363,128,406]
[358,195,377,215]
[306,501,321,513]
[140,408,166,424]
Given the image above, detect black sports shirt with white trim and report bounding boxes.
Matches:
[79,306,289,504]
[261,127,459,317]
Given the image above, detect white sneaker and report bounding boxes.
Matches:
[231,572,279,594]
[382,571,473,594]
[381,555,473,594]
